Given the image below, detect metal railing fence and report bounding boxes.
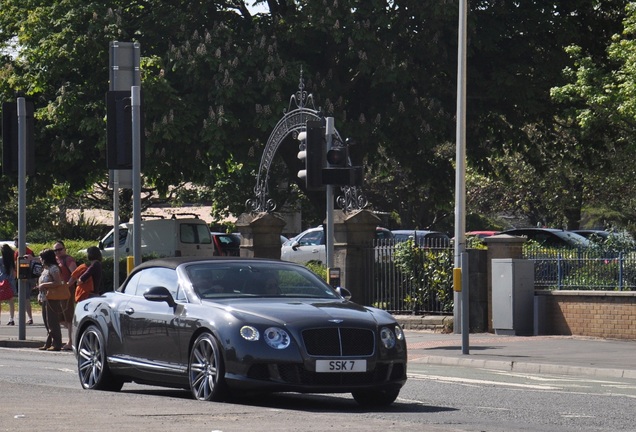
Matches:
[363,239,454,315]
[363,242,636,315]
[524,248,636,291]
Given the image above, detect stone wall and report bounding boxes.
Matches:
[535,290,636,340]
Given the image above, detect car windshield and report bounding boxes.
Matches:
[185,262,340,300]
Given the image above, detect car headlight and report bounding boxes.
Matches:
[264,327,291,349]
[240,325,260,341]
[380,326,397,349]
[394,324,404,341]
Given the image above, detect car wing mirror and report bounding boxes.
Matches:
[291,240,300,251]
[144,286,177,308]
[335,286,352,301]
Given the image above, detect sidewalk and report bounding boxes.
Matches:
[0,312,49,349]
[2,313,635,380]
[405,330,636,379]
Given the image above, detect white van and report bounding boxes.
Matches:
[97,218,215,258]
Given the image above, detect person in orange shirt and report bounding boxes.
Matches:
[68,247,103,302]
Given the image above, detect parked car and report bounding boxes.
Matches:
[570,229,610,241]
[72,257,407,406]
[466,230,499,239]
[281,226,393,264]
[210,232,241,256]
[234,232,289,244]
[501,228,590,248]
[570,230,636,252]
[391,230,451,247]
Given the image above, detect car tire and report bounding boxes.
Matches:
[189,333,229,401]
[77,324,124,391]
[352,388,400,406]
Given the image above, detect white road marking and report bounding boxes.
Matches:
[408,373,561,390]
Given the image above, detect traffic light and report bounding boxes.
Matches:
[322,138,363,186]
[326,144,348,167]
[106,90,145,169]
[297,120,325,190]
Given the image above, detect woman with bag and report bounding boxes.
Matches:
[0,245,15,325]
[35,249,69,351]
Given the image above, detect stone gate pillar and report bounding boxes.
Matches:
[235,212,286,259]
[332,209,380,303]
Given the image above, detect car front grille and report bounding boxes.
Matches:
[301,327,375,356]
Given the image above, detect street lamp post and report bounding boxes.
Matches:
[454,0,469,354]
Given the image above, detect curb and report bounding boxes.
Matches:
[395,315,450,332]
[411,354,636,380]
[0,339,46,349]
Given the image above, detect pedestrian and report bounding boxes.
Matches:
[54,241,76,350]
[13,238,34,325]
[0,244,18,325]
[68,246,102,302]
[36,249,69,351]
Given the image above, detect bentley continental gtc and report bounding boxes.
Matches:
[72,257,407,406]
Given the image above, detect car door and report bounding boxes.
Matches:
[118,267,185,380]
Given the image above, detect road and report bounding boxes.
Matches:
[1,347,635,432]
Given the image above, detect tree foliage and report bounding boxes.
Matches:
[0,1,634,235]
[549,1,636,231]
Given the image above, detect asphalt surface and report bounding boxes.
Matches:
[1,312,635,380]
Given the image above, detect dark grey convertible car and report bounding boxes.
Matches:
[73,257,407,406]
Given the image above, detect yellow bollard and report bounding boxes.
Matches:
[126,256,135,275]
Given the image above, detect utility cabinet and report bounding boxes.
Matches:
[492,259,534,336]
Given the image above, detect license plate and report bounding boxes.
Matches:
[315,359,367,373]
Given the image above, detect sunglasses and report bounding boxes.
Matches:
[54,248,64,252]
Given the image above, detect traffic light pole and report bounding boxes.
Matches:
[109,41,141,283]
[131,86,142,267]
[17,98,27,340]
[325,117,335,269]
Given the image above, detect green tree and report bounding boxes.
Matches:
[465,1,631,230]
[1,1,632,234]
[550,2,636,231]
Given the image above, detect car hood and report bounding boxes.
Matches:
[213,298,394,328]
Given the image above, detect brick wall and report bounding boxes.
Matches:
[536,291,636,340]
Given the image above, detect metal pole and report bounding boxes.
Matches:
[131,86,142,266]
[461,252,470,354]
[453,0,468,333]
[17,98,27,340]
[112,173,119,287]
[325,117,335,269]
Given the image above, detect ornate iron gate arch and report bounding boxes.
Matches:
[246,73,367,214]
